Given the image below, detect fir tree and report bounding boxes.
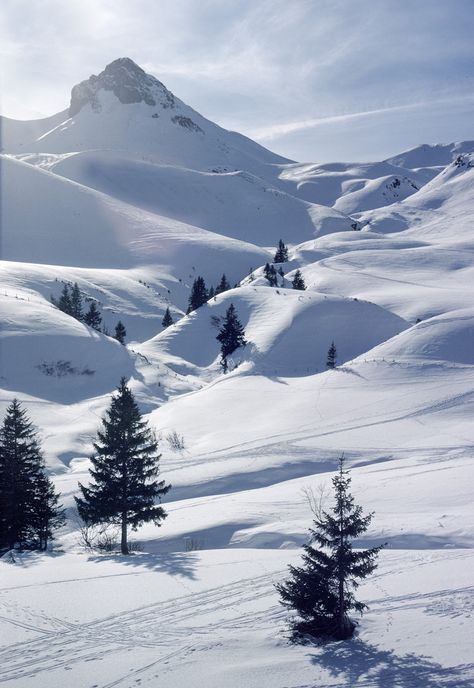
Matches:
[162,307,174,328]
[57,284,72,315]
[84,302,102,331]
[216,303,247,373]
[276,457,383,640]
[70,282,83,321]
[75,379,171,555]
[274,239,289,263]
[187,276,208,313]
[292,269,306,290]
[114,321,127,345]
[326,341,337,369]
[31,474,65,551]
[263,263,278,287]
[215,274,231,295]
[0,400,63,550]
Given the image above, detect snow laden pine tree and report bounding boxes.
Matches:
[276,457,383,641]
[75,379,170,555]
[216,303,247,373]
[0,400,63,551]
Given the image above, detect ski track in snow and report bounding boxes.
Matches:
[0,572,279,684]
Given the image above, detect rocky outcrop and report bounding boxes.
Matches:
[69,57,175,116]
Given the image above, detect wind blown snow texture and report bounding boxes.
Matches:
[0,58,473,687]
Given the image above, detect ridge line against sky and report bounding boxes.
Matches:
[1,0,473,161]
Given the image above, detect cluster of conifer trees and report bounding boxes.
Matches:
[186,273,232,314]
[52,282,127,343]
[262,240,306,290]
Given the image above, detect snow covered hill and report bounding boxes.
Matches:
[0,57,473,687]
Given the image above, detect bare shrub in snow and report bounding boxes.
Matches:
[166,430,186,452]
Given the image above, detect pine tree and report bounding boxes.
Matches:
[114,321,127,345]
[84,302,102,331]
[274,239,289,263]
[276,457,383,640]
[326,341,337,369]
[292,269,306,290]
[215,274,231,295]
[216,303,247,373]
[263,263,278,287]
[75,378,171,555]
[57,284,72,315]
[187,276,208,313]
[0,400,63,550]
[31,474,65,551]
[162,307,174,328]
[70,282,83,321]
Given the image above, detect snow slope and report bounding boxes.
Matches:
[0,57,473,688]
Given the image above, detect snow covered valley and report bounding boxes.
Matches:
[0,58,473,687]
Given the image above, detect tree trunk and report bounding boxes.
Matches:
[121,513,129,555]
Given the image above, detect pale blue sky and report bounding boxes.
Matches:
[1,0,473,161]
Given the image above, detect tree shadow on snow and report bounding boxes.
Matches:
[310,638,473,687]
[88,551,198,580]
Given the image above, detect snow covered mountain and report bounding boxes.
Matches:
[0,58,473,687]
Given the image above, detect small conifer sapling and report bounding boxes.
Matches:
[276,457,383,640]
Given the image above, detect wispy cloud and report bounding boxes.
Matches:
[1,0,473,160]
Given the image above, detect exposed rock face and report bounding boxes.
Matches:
[69,57,175,116]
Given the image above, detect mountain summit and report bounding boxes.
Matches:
[69,57,176,116]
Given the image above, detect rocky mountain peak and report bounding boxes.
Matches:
[69,57,175,116]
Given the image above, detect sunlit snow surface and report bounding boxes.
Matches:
[0,66,473,686]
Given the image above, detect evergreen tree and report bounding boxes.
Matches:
[0,400,63,550]
[187,276,208,313]
[208,286,215,299]
[31,474,65,551]
[84,302,102,331]
[75,379,171,555]
[57,284,72,315]
[326,341,337,369]
[114,321,127,345]
[162,307,174,328]
[276,457,383,640]
[292,269,306,290]
[263,263,278,287]
[216,303,247,373]
[215,273,231,295]
[70,282,83,321]
[274,239,289,263]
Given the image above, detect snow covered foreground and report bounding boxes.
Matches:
[0,549,472,688]
[1,58,473,686]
